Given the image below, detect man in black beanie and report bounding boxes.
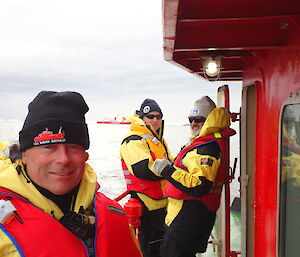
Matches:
[0,91,141,257]
[120,98,174,257]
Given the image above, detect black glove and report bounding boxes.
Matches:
[60,211,94,240]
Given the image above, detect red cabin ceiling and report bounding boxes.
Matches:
[162,0,300,81]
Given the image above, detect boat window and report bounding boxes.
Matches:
[279,104,300,256]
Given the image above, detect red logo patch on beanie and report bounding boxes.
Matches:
[33,127,66,146]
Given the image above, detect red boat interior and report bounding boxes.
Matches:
[163,0,300,81]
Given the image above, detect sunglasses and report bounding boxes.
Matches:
[145,113,163,120]
[188,116,206,123]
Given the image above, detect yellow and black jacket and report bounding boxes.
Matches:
[120,114,173,211]
[158,107,236,225]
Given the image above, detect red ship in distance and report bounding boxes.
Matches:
[97,115,130,125]
[34,128,65,142]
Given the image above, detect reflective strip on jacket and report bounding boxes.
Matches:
[122,159,165,200]
[0,188,141,257]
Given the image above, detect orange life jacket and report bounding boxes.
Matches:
[0,188,141,257]
[121,158,165,200]
[165,128,235,211]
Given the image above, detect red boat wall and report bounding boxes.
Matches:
[242,27,300,256]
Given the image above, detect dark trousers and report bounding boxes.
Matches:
[160,200,216,257]
[160,231,196,257]
[139,207,166,257]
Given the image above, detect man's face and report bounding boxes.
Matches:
[189,116,206,136]
[143,111,162,131]
[22,143,89,195]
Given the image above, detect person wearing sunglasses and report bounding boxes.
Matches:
[120,98,174,257]
[153,96,236,257]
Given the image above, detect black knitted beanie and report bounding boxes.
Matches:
[137,99,163,119]
[19,91,90,151]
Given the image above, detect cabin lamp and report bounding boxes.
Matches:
[203,56,222,81]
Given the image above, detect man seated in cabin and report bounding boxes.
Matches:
[120,99,174,257]
[0,91,141,257]
[153,96,236,257]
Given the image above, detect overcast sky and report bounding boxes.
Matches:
[0,0,242,124]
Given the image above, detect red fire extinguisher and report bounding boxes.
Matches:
[124,198,143,234]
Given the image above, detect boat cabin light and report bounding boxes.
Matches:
[203,56,222,80]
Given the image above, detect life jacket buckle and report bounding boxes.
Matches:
[0,199,17,224]
[152,137,159,145]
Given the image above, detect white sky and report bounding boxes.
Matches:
[0,0,242,124]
